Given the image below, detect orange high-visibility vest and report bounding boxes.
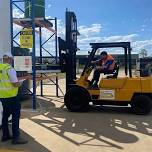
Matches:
[100,55,115,70]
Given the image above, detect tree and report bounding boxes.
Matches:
[140,49,148,58]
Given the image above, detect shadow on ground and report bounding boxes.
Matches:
[0,129,51,152]
[24,97,152,150]
[0,97,152,151]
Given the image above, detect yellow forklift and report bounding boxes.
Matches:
[59,11,152,115]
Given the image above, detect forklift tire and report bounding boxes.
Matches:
[131,95,152,115]
[64,86,90,112]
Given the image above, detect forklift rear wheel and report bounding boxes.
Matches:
[64,86,90,112]
[131,95,152,115]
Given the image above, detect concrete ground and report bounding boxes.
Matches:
[0,75,152,152]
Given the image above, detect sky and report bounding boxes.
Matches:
[13,0,152,56]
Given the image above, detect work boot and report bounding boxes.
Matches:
[89,79,94,86]
[91,82,98,89]
[1,135,13,142]
[12,137,28,145]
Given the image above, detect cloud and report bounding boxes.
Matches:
[13,9,24,18]
[77,25,139,54]
[77,24,152,55]
[46,4,51,12]
[57,19,65,37]
[11,9,152,56]
[34,19,65,56]
[37,21,152,56]
[132,39,152,51]
[78,24,102,37]
[48,4,52,8]
[13,9,23,31]
[102,34,138,42]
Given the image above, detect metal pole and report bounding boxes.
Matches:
[39,27,43,96]
[31,0,36,109]
[55,17,59,96]
[128,47,132,77]
[56,74,59,97]
[10,0,13,55]
[55,17,58,63]
[124,47,128,76]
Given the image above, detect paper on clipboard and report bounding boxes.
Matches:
[18,79,26,83]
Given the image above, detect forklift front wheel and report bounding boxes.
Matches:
[131,94,152,115]
[64,86,90,112]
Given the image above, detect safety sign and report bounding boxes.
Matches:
[20,28,33,48]
[100,90,115,100]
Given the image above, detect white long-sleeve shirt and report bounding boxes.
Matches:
[7,68,18,83]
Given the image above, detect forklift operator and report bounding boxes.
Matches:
[90,51,115,88]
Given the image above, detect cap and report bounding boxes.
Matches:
[100,51,107,56]
[2,52,13,58]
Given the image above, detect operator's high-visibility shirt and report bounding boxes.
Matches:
[0,63,19,98]
[100,54,115,70]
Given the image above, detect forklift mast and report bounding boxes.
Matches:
[58,11,79,91]
[66,11,78,82]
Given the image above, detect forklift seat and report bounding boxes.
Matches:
[104,62,119,78]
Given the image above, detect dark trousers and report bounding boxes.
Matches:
[1,97,21,139]
[92,69,113,84]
